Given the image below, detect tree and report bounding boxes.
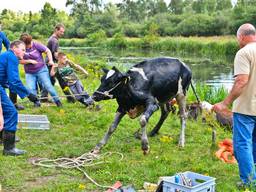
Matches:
[216,0,232,11]
[169,0,184,14]
[39,2,57,36]
[147,0,168,16]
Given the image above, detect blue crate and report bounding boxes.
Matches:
[162,171,216,192]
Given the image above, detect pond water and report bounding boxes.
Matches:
[64,47,235,91]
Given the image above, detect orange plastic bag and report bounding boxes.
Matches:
[215,138,237,164]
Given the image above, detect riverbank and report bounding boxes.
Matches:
[59,36,239,57]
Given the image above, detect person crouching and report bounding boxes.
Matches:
[50,52,94,107]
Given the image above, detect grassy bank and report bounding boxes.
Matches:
[59,36,239,57]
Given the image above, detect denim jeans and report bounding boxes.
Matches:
[69,80,90,101]
[233,113,256,184]
[25,65,60,102]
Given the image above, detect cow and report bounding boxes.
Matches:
[91,57,193,154]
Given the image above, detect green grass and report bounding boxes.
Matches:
[0,74,245,192]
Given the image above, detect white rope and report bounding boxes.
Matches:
[32,151,124,190]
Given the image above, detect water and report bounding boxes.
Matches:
[63,47,235,91]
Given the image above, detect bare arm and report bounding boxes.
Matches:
[68,60,88,76]
[213,74,249,113]
[19,59,38,65]
[45,48,54,66]
[50,64,58,76]
[223,74,249,105]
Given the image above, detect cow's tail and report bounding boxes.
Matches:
[190,81,200,104]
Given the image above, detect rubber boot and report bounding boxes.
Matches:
[0,131,19,144]
[3,131,26,156]
[63,89,76,103]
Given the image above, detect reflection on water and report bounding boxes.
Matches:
[62,47,235,90]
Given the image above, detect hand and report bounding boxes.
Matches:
[50,71,55,77]
[0,114,4,131]
[27,93,39,103]
[212,101,228,114]
[48,61,55,66]
[29,59,38,65]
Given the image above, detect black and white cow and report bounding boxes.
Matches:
[91,57,192,154]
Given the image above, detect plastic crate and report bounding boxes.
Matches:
[162,171,216,192]
[18,114,50,130]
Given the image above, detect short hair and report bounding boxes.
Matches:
[55,23,65,31]
[58,52,66,59]
[10,40,25,49]
[19,33,32,45]
[237,23,256,36]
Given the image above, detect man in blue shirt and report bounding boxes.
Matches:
[0,27,25,111]
[0,40,38,156]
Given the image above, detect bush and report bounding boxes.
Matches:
[108,33,127,49]
[87,30,107,46]
[176,14,215,36]
[123,23,143,37]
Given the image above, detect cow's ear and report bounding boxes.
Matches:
[112,66,120,72]
[102,68,109,74]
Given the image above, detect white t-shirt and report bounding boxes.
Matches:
[232,42,256,115]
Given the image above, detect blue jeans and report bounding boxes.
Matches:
[233,113,256,184]
[25,66,60,102]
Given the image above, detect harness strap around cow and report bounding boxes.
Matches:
[95,76,130,98]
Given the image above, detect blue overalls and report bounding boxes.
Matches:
[0,50,29,131]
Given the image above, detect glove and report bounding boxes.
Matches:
[27,93,38,103]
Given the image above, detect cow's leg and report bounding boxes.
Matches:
[140,99,159,154]
[176,93,187,147]
[91,112,125,154]
[149,103,170,136]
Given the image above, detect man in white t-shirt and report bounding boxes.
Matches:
[213,23,256,188]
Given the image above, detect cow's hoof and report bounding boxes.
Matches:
[178,141,185,148]
[134,131,142,139]
[91,148,100,154]
[143,146,150,155]
[140,115,147,127]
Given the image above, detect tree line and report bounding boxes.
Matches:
[1,0,256,40]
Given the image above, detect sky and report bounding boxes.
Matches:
[0,0,236,14]
[0,0,142,13]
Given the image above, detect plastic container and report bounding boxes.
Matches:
[162,171,216,192]
[18,114,50,130]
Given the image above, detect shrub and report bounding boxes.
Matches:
[87,30,107,46]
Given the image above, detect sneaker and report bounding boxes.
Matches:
[15,104,25,111]
[34,101,41,107]
[55,100,62,107]
[84,98,94,106]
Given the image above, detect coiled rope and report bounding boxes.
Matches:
[31,151,124,190]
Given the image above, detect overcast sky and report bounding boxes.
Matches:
[0,0,173,13]
[0,0,170,13]
[0,0,236,14]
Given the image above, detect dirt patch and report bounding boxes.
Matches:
[24,175,56,189]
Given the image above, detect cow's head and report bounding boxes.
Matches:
[92,66,128,101]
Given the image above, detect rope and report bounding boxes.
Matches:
[94,81,122,99]
[32,151,124,190]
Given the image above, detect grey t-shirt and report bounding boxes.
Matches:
[46,35,59,63]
